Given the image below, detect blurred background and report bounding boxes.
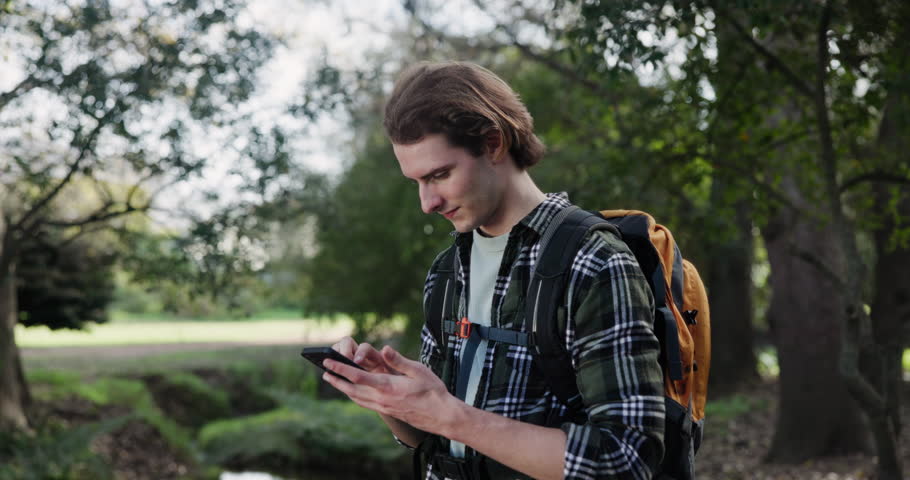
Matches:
[1,0,908,479]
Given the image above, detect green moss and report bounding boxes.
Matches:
[145,371,231,428]
[0,416,130,480]
[705,394,755,423]
[31,375,196,459]
[26,369,82,386]
[266,358,319,397]
[198,396,404,476]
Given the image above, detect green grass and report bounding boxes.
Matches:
[108,307,318,323]
[22,344,308,376]
[904,349,910,373]
[27,372,196,458]
[16,318,354,348]
[705,394,759,422]
[198,398,405,475]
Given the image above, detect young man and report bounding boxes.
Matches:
[323,61,665,480]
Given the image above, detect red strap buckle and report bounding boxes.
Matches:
[456,317,472,339]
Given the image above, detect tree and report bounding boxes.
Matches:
[17,229,117,331]
[402,0,760,392]
[0,0,275,430]
[552,0,910,476]
[305,123,453,346]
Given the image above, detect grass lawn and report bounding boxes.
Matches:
[22,343,310,375]
[107,308,311,323]
[16,317,354,348]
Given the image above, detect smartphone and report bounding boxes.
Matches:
[300,346,365,382]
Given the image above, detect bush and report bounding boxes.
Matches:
[29,374,196,458]
[141,371,232,429]
[198,397,406,477]
[0,416,130,480]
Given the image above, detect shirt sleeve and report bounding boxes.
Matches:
[395,254,447,450]
[419,249,448,365]
[560,243,665,480]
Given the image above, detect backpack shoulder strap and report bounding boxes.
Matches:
[601,211,684,381]
[425,245,457,352]
[527,206,618,411]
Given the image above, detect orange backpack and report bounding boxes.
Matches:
[600,210,710,478]
[425,206,711,479]
[521,207,711,479]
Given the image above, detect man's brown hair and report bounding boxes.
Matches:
[383,61,545,168]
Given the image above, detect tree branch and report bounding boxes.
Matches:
[714,3,816,99]
[406,0,618,103]
[705,56,754,145]
[0,75,48,111]
[43,203,148,229]
[840,171,910,192]
[788,243,846,289]
[14,104,121,236]
[57,223,116,249]
[707,156,804,215]
[468,0,619,102]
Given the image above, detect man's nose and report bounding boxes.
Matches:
[419,183,443,214]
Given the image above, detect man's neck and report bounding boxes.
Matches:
[479,170,546,237]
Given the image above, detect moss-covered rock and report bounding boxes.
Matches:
[27,372,197,460]
[0,415,130,480]
[192,365,279,416]
[198,397,408,478]
[141,371,232,429]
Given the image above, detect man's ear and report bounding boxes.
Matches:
[484,131,506,164]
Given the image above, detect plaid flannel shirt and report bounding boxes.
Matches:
[416,193,665,480]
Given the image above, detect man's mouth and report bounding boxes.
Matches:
[442,207,459,220]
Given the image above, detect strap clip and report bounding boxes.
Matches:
[684,309,699,325]
[456,317,472,339]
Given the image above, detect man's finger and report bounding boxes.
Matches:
[323,371,391,415]
[332,337,358,358]
[353,343,382,366]
[381,346,425,377]
[324,359,387,388]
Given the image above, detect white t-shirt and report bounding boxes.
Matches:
[450,228,508,458]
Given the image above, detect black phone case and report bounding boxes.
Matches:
[300,347,364,381]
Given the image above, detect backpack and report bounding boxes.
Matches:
[424,205,711,480]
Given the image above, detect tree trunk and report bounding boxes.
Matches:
[0,218,29,431]
[862,89,910,479]
[705,181,759,395]
[703,13,763,396]
[762,179,871,462]
[852,191,907,480]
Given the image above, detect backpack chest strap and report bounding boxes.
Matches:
[443,320,530,346]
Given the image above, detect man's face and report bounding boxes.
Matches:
[394,134,501,233]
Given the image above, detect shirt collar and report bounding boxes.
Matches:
[451,192,572,244]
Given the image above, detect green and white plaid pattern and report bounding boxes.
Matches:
[418,193,665,480]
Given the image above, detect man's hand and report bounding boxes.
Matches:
[330,337,399,375]
[323,345,455,437]
[324,343,566,479]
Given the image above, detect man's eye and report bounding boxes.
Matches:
[432,170,449,181]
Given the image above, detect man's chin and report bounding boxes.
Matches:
[449,218,478,233]
[451,223,474,233]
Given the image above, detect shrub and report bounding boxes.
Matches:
[198,397,405,477]
[28,374,196,459]
[142,371,232,429]
[0,416,130,480]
